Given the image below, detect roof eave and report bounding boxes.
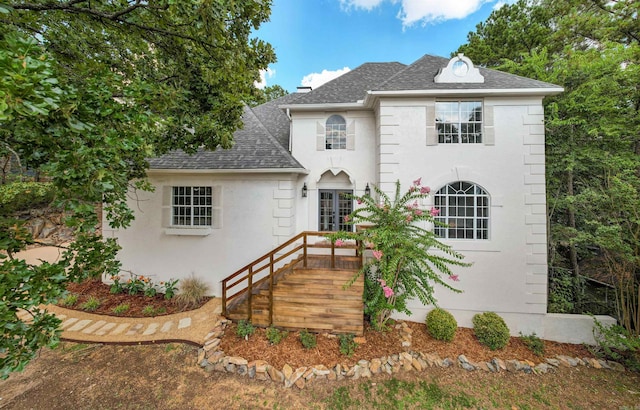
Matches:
[363,87,564,106]
[147,167,310,175]
[279,102,366,111]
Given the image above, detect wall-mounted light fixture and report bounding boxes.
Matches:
[364,183,371,197]
[302,182,308,198]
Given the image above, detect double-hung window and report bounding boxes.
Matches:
[434,181,489,240]
[436,101,483,144]
[172,186,212,227]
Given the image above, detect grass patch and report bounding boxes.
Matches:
[80,296,101,312]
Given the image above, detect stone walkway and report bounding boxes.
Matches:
[22,299,222,345]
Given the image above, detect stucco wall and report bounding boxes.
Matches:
[104,172,298,296]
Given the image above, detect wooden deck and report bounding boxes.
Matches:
[226,255,364,335]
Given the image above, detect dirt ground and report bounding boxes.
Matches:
[1,342,638,410]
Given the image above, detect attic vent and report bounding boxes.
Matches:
[296,86,312,93]
[434,54,484,84]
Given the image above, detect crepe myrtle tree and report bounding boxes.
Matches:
[330,179,469,330]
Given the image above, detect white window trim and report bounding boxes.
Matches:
[434,181,490,240]
[435,100,483,144]
[161,185,222,235]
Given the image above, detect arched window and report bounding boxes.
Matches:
[434,181,489,239]
[325,115,346,150]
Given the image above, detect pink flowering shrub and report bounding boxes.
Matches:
[329,179,469,330]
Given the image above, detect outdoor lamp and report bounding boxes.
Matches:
[364,183,371,196]
[302,183,308,198]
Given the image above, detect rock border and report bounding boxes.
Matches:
[197,319,625,389]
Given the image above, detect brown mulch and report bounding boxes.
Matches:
[61,279,210,317]
[219,320,593,370]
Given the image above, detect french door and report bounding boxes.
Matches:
[318,190,353,232]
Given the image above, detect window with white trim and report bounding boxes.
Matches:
[436,101,482,143]
[325,115,346,150]
[172,186,212,226]
[434,181,489,239]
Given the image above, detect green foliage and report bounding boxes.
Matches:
[519,332,545,357]
[80,296,101,312]
[111,303,130,316]
[246,85,289,107]
[547,268,577,313]
[124,275,146,295]
[265,326,288,345]
[330,179,468,330]
[142,305,157,317]
[59,293,78,308]
[591,318,640,372]
[0,182,55,214]
[162,279,180,301]
[472,312,510,351]
[109,275,124,294]
[1,0,274,378]
[173,276,208,309]
[299,329,317,349]
[236,320,256,339]
[425,308,457,342]
[338,334,358,357]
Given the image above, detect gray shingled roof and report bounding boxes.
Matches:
[377,54,560,91]
[250,92,301,149]
[290,62,407,104]
[148,102,304,170]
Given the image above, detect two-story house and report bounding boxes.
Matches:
[104,54,611,343]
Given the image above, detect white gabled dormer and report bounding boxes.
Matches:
[434,53,484,84]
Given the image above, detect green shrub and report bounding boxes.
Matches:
[59,293,79,307]
[236,320,256,339]
[266,326,288,345]
[338,334,357,357]
[0,182,55,214]
[112,303,130,316]
[591,319,640,372]
[142,305,157,317]
[519,332,545,356]
[472,312,510,350]
[425,308,457,342]
[173,276,209,309]
[81,296,101,312]
[299,329,317,349]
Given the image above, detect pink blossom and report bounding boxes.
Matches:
[409,186,416,192]
[415,209,423,216]
[420,186,431,194]
[343,215,350,222]
[377,278,386,287]
[357,198,362,205]
[450,274,460,282]
[335,239,344,247]
[406,214,413,222]
[383,286,394,298]
[406,201,418,210]
[372,250,383,261]
[430,207,440,217]
[413,177,422,186]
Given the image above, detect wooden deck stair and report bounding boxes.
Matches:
[222,233,364,335]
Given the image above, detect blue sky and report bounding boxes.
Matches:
[254,0,514,92]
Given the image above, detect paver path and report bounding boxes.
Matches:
[24,299,222,345]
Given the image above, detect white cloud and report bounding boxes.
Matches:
[493,0,517,10]
[340,0,496,26]
[254,67,275,89]
[300,67,351,89]
[339,0,385,11]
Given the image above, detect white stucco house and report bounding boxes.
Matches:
[103,54,613,343]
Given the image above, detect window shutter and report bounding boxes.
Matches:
[426,104,438,146]
[483,105,495,146]
[212,185,223,229]
[316,121,325,151]
[161,186,172,227]
[346,120,355,150]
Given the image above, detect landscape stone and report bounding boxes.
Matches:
[282,364,293,380]
[229,356,248,366]
[370,358,381,374]
[267,366,284,383]
[545,358,560,367]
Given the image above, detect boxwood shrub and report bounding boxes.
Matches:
[425,308,457,342]
[472,312,510,350]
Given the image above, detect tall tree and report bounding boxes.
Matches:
[1,0,275,378]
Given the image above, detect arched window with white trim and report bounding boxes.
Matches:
[434,181,489,240]
[325,115,346,150]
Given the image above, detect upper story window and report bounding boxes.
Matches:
[326,115,346,150]
[436,101,483,144]
[434,181,489,240]
[172,186,212,226]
